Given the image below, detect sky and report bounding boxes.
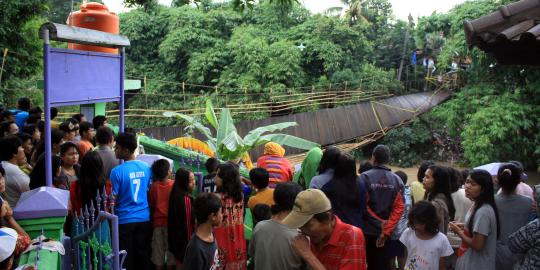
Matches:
[102,0,467,20]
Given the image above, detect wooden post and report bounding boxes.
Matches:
[0,48,8,93]
[182,81,186,102]
[144,76,147,92]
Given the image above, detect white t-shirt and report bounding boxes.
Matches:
[399,228,454,270]
[1,161,30,207]
[452,188,473,223]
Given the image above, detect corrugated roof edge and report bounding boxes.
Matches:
[464,0,540,46]
[39,22,130,48]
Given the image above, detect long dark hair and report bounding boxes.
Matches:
[78,151,106,210]
[217,162,243,203]
[497,163,521,194]
[29,154,62,189]
[426,165,456,220]
[417,160,435,183]
[467,169,500,238]
[170,168,192,199]
[318,146,341,173]
[408,201,440,236]
[327,153,361,206]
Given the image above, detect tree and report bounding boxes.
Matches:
[0,0,47,103]
[324,0,370,25]
[123,0,158,9]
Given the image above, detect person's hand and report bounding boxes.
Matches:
[292,234,312,258]
[1,201,13,220]
[449,222,464,236]
[376,233,387,247]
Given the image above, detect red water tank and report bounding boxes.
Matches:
[68,2,119,54]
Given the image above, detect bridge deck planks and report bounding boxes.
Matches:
[138,91,451,159]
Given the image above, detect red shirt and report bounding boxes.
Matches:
[256,155,293,187]
[149,179,174,228]
[311,217,367,270]
[69,180,112,213]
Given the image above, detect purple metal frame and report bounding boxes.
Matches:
[47,48,122,106]
[42,31,125,187]
[42,28,125,270]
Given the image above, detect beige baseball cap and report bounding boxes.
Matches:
[282,189,332,229]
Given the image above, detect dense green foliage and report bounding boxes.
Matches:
[2,0,540,169]
[118,0,407,127]
[383,0,540,169]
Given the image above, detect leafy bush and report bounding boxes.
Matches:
[382,119,431,167]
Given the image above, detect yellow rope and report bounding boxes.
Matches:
[370,101,386,135]
[371,101,416,113]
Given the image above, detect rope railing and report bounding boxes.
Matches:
[98,91,393,119]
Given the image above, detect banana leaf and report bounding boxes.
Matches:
[258,134,319,150]
[216,108,237,150]
[222,132,245,152]
[243,122,298,146]
[162,111,213,141]
[205,100,219,130]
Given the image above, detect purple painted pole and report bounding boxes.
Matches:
[119,47,125,133]
[103,212,120,270]
[43,29,53,187]
[114,47,126,269]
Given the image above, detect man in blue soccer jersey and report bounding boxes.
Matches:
[110,132,152,270]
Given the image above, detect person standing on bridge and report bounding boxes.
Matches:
[256,142,293,188]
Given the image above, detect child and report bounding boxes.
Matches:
[400,201,454,270]
[247,168,274,211]
[167,168,196,269]
[450,169,500,270]
[183,193,222,270]
[149,159,175,270]
[202,158,219,193]
[251,204,271,227]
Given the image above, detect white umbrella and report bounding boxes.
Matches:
[137,154,174,170]
[474,162,503,176]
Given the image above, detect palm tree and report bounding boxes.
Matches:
[324,0,369,25]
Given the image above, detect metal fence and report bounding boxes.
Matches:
[70,189,123,270]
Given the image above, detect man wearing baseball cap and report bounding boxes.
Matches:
[0,227,18,270]
[283,189,366,270]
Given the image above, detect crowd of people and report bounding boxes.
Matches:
[0,96,539,270]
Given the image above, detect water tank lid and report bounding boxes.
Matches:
[81,2,109,11]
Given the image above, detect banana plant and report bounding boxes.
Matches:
[163,100,319,161]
